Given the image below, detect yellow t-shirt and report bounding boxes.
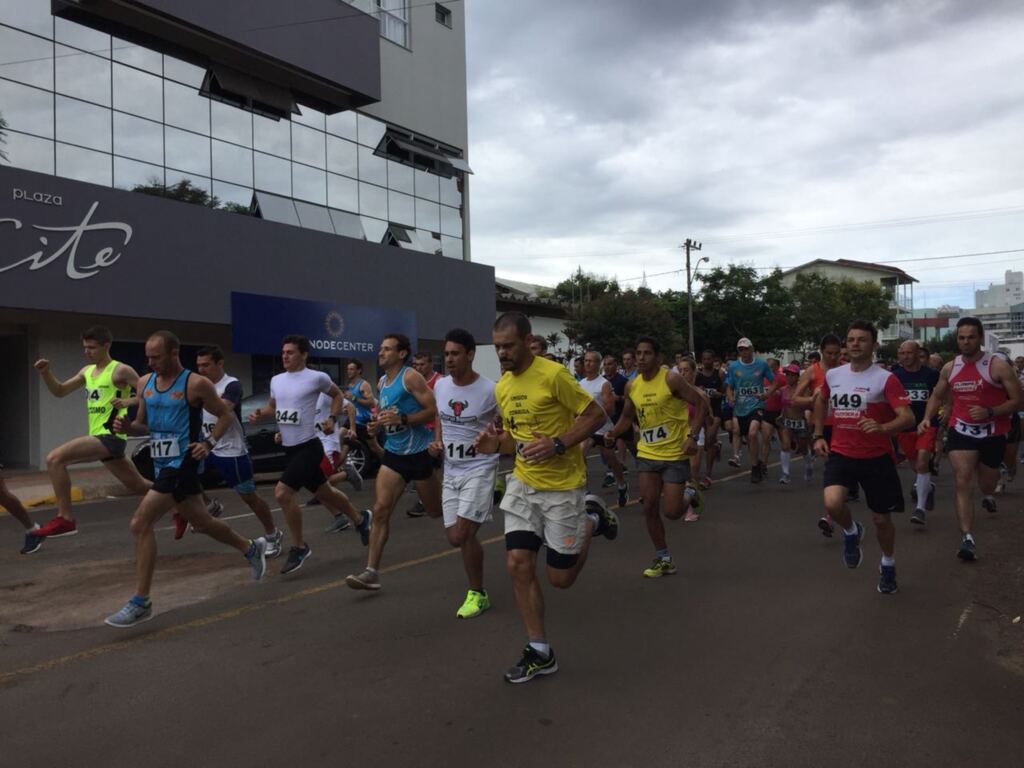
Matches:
[496,356,594,491]
[629,367,690,461]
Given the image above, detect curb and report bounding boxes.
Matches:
[1,487,84,514]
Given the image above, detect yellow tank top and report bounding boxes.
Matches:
[629,367,690,461]
[84,360,127,439]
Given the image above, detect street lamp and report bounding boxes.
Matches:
[682,239,708,355]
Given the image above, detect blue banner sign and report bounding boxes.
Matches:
[231,292,417,356]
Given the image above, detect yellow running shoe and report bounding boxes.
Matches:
[642,557,677,578]
[456,589,491,619]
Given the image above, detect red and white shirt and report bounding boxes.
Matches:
[948,352,1009,438]
[822,364,910,459]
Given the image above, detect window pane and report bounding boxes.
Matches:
[113,112,163,165]
[113,63,163,121]
[329,208,364,239]
[0,79,54,139]
[112,37,162,75]
[164,126,210,177]
[387,160,414,195]
[415,198,439,232]
[294,200,334,233]
[327,135,357,178]
[254,152,291,196]
[441,235,463,260]
[114,155,163,191]
[328,173,358,212]
[358,145,387,186]
[164,80,210,134]
[55,96,111,152]
[212,181,253,213]
[55,44,111,106]
[56,142,111,186]
[165,169,211,202]
[212,139,253,187]
[254,191,299,226]
[55,18,109,56]
[0,0,53,38]
[253,114,290,157]
[359,182,387,219]
[163,55,205,88]
[293,163,326,204]
[326,110,357,141]
[439,175,460,207]
[292,123,325,168]
[360,216,388,243]
[0,26,53,89]
[212,101,252,147]
[440,204,461,236]
[0,130,53,174]
[357,113,386,148]
[293,105,325,131]
[388,190,415,226]
[414,168,439,201]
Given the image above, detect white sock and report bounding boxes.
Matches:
[881,554,895,567]
[780,451,791,474]
[529,640,550,658]
[843,522,859,536]
[914,473,931,508]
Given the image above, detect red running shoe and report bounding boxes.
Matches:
[173,512,188,540]
[36,516,78,538]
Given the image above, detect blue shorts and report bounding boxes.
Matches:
[206,453,256,494]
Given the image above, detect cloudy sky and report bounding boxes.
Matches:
[464,0,1024,309]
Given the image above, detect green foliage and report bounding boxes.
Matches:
[553,267,620,305]
[789,273,895,348]
[567,289,681,357]
[131,177,253,215]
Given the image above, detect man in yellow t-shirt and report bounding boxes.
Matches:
[606,337,708,579]
[476,312,617,685]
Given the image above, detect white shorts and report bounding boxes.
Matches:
[442,466,497,528]
[500,475,587,555]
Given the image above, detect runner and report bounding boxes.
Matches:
[311,387,363,519]
[762,358,784,477]
[606,337,706,577]
[891,340,939,525]
[777,362,811,485]
[1,466,43,554]
[104,331,267,627]
[812,321,914,595]
[33,326,150,538]
[188,346,285,556]
[920,317,1022,561]
[475,312,618,683]
[677,357,711,519]
[345,333,441,590]
[578,351,628,507]
[994,352,1021,494]
[529,337,548,357]
[430,328,500,619]
[602,354,635,473]
[406,352,442,517]
[344,360,377,446]
[694,349,725,489]
[621,348,639,381]
[249,336,370,575]
[725,338,776,483]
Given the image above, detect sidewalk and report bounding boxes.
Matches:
[1,466,125,511]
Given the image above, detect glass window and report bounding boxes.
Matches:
[360,216,388,243]
[357,113,386,148]
[165,169,211,201]
[254,151,291,196]
[387,160,414,195]
[55,96,111,152]
[55,18,109,56]
[56,142,111,186]
[113,112,163,165]
[376,0,409,47]
[328,173,358,213]
[388,190,415,227]
[293,163,326,204]
[113,63,162,121]
[326,110,357,141]
[212,140,253,187]
[0,79,54,139]
[212,101,252,147]
[414,168,439,201]
[163,55,205,88]
[293,105,325,131]
[327,135,357,178]
[329,208,364,239]
[291,123,325,169]
[164,125,210,177]
[357,145,387,186]
[114,155,163,191]
[294,200,334,233]
[253,113,290,157]
[254,191,299,226]
[439,175,460,207]
[55,44,111,106]
[0,26,53,89]
[164,79,210,134]
[0,1,53,38]
[415,198,440,232]
[212,181,253,212]
[0,130,53,174]
[440,204,461,237]
[112,37,162,75]
[441,235,463,260]
[359,182,387,219]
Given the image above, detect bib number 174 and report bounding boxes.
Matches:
[641,425,669,444]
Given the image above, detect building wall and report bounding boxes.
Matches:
[975,270,1024,309]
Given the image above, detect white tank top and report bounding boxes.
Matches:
[434,374,500,477]
[201,374,247,458]
[578,375,613,434]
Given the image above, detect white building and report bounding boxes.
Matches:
[975,270,1024,309]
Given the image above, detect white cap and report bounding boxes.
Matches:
[736,337,753,349]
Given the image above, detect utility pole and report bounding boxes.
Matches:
[682,239,707,355]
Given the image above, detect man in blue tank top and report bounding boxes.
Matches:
[344,360,377,440]
[346,333,440,591]
[104,331,267,628]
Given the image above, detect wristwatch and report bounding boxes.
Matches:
[552,436,566,455]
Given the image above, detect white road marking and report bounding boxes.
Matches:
[951,604,973,640]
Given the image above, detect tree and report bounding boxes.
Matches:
[553,267,620,306]
[131,177,253,215]
[790,273,895,349]
[567,289,680,359]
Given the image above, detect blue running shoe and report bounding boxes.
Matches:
[877,564,898,594]
[20,525,44,555]
[105,598,153,628]
[245,537,267,581]
[356,509,373,546]
[280,544,311,575]
[843,522,864,569]
[957,536,977,562]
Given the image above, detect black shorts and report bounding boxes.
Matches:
[1009,413,1021,444]
[152,459,203,502]
[708,398,723,419]
[823,452,904,514]
[945,430,1007,470]
[381,449,435,483]
[736,410,766,435]
[96,434,127,461]
[280,438,328,493]
[763,410,781,428]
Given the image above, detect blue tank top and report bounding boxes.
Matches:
[144,369,200,470]
[378,366,431,455]
[351,377,373,425]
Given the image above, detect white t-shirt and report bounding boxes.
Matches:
[434,374,500,477]
[270,368,334,447]
[578,374,613,434]
[314,392,350,454]
[201,374,247,458]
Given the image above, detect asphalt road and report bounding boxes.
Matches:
[1,455,1022,768]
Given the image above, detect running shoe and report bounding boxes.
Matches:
[818,516,834,538]
[36,516,77,538]
[345,568,381,590]
[642,557,677,578]
[683,509,700,522]
[280,545,311,575]
[925,483,935,511]
[20,525,44,555]
[684,481,704,516]
[246,537,267,581]
[601,472,615,488]
[104,599,152,628]
[406,500,426,517]
[173,512,188,540]
[344,459,363,492]
[207,498,225,518]
[910,509,926,526]
[585,494,619,540]
[842,521,864,569]
[877,564,898,595]
[456,589,491,619]
[957,536,976,562]
[324,514,351,534]
[778,473,791,485]
[728,456,741,468]
[981,497,997,514]
[504,645,558,684]
[356,509,373,546]
[699,476,712,490]
[617,484,628,508]
[264,529,284,558]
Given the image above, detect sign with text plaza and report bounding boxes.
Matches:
[230,292,417,356]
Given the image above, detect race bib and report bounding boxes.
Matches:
[201,421,215,438]
[954,420,994,438]
[906,389,930,402]
[384,423,408,435]
[640,424,670,444]
[445,441,478,461]
[150,433,181,459]
[276,409,301,426]
[737,386,763,398]
[782,418,806,431]
[704,388,719,398]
